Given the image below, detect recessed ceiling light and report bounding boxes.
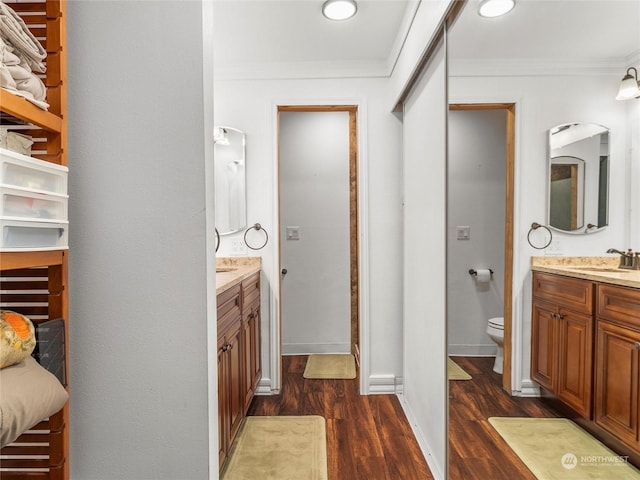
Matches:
[478,0,515,18]
[322,0,358,21]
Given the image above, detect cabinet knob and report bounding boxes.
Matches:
[634,343,640,351]
[281,268,288,276]
[557,313,564,320]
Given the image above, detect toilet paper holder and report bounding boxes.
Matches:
[468,268,493,276]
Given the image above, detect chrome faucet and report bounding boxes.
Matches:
[607,248,640,270]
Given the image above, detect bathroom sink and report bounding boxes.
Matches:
[216,267,237,273]
[571,267,630,273]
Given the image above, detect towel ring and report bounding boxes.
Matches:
[527,222,552,250]
[244,223,269,250]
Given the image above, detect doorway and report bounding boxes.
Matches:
[448,103,515,392]
[277,105,360,375]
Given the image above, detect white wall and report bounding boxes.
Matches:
[279,111,351,354]
[402,42,448,480]
[625,97,640,250]
[67,1,212,478]
[447,109,506,356]
[449,72,630,394]
[213,77,404,393]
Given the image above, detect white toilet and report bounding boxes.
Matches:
[487,316,504,374]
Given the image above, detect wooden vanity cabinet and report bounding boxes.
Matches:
[241,272,261,411]
[217,272,262,470]
[595,284,640,450]
[531,272,594,418]
[217,284,243,468]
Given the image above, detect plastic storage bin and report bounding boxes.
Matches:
[1,186,68,222]
[1,219,68,251]
[0,147,68,195]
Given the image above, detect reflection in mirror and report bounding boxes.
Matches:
[214,126,247,235]
[548,123,609,234]
[549,157,584,231]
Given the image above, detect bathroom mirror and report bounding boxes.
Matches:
[213,126,247,235]
[548,122,609,234]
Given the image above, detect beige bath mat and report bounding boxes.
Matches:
[222,416,328,480]
[489,417,640,479]
[448,357,472,380]
[303,354,356,379]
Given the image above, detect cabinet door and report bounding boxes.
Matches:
[595,321,640,448]
[557,309,593,418]
[227,323,244,444]
[242,313,254,412]
[242,303,262,412]
[217,335,229,467]
[531,299,558,391]
[251,305,262,392]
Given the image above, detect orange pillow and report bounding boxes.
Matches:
[1,310,36,369]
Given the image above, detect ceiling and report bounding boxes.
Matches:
[213,0,640,80]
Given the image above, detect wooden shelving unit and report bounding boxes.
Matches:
[0,1,69,479]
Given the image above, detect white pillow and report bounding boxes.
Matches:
[0,356,68,447]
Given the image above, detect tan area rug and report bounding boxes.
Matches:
[489,417,640,479]
[222,416,328,480]
[303,354,356,379]
[448,357,472,380]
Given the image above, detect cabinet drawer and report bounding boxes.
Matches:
[597,284,640,330]
[533,272,594,315]
[241,272,260,307]
[217,284,241,331]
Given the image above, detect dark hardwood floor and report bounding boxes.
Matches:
[247,355,434,480]
[449,356,560,480]
[247,355,561,479]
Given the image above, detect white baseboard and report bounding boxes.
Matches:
[517,379,541,397]
[368,374,398,394]
[255,377,277,395]
[281,343,350,355]
[396,394,445,480]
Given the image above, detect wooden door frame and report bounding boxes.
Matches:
[276,105,360,373]
[449,103,515,393]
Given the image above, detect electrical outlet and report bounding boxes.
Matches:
[231,238,247,255]
[545,239,563,255]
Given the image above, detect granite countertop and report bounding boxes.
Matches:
[531,256,640,289]
[216,257,261,294]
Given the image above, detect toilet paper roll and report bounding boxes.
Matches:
[475,269,492,283]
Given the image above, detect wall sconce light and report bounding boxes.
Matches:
[322,0,357,21]
[478,0,515,18]
[616,67,640,100]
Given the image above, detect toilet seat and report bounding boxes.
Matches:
[488,317,504,329]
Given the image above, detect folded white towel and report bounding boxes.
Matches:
[0,2,46,73]
[0,36,48,109]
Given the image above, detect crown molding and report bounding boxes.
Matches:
[449,57,635,77]
[625,48,640,66]
[214,59,390,81]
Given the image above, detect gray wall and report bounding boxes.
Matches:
[67,2,210,478]
[447,109,506,356]
[279,111,351,355]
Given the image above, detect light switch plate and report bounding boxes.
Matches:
[456,226,471,240]
[286,226,300,240]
